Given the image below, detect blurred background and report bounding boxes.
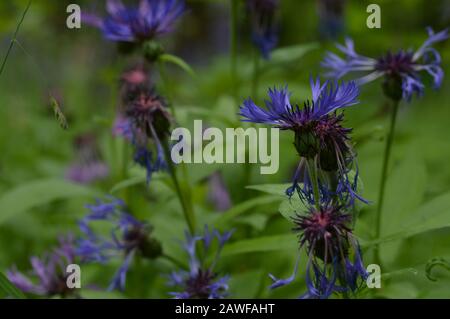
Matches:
[0,0,449,298]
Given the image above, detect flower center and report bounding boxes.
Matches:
[124,226,162,259]
[376,51,415,76]
[185,269,216,299]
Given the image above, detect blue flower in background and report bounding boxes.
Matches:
[84,0,185,43]
[322,27,449,101]
[76,197,162,291]
[7,236,77,297]
[114,65,168,183]
[269,205,368,299]
[240,77,366,206]
[168,226,233,299]
[246,0,279,59]
[65,134,109,185]
[316,0,347,40]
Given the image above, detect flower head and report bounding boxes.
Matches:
[117,63,171,183]
[7,236,77,297]
[65,134,109,184]
[240,78,365,206]
[322,27,449,101]
[316,0,347,40]
[246,0,279,59]
[84,0,185,44]
[76,197,162,291]
[208,172,232,212]
[168,226,233,299]
[269,205,368,299]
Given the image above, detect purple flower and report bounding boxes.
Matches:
[168,226,233,299]
[208,172,232,212]
[113,65,168,183]
[84,0,185,43]
[246,0,279,59]
[7,236,77,297]
[316,0,347,40]
[240,77,365,206]
[322,27,449,101]
[65,134,109,184]
[133,145,165,183]
[113,114,134,141]
[123,85,171,183]
[76,197,162,291]
[269,205,368,299]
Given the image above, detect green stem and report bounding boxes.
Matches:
[0,0,32,78]
[307,157,321,211]
[157,61,177,117]
[162,253,185,269]
[230,0,239,101]
[121,141,131,203]
[161,139,196,234]
[251,49,260,100]
[374,99,400,265]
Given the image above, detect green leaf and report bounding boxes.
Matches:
[228,270,264,298]
[364,192,450,247]
[246,183,291,197]
[159,53,196,77]
[425,257,450,282]
[0,179,100,225]
[381,154,426,236]
[265,43,318,67]
[0,271,25,299]
[278,195,307,221]
[222,234,296,256]
[214,195,281,225]
[110,176,146,194]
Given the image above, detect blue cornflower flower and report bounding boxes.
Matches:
[168,226,233,299]
[269,205,368,299]
[240,77,365,206]
[65,134,109,185]
[322,27,449,101]
[113,65,168,183]
[246,0,279,59]
[83,0,185,44]
[7,236,77,297]
[316,0,346,40]
[76,197,162,291]
[113,114,134,141]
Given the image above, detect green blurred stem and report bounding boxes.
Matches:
[307,157,321,211]
[241,54,261,198]
[374,99,400,264]
[251,49,260,100]
[230,0,239,100]
[0,0,32,78]
[157,60,177,117]
[161,139,196,234]
[162,253,185,269]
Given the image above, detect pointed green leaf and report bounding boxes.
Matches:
[0,271,25,299]
[0,179,100,224]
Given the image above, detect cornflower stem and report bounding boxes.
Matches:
[156,59,196,233]
[162,253,186,269]
[230,0,239,101]
[120,141,131,204]
[161,139,196,235]
[374,99,400,265]
[157,60,177,117]
[307,157,321,211]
